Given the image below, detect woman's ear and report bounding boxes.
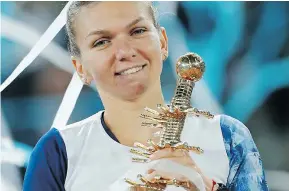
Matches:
[72,56,85,76]
[71,56,93,85]
[159,27,169,59]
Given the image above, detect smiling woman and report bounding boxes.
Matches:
[69,1,166,102]
[23,1,268,191]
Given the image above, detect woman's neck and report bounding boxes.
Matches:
[100,83,166,146]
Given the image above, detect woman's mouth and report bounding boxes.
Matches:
[115,64,147,76]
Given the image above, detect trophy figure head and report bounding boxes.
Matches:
[176,52,205,82]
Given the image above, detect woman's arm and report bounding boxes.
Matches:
[220,115,269,190]
[23,128,67,191]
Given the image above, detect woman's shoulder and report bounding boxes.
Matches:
[32,111,103,156]
[58,111,103,131]
[56,111,103,139]
[33,127,65,153]
[218,114,259,157]
[219,114,253,144]
[185,113,252,141]
[218,116,267,189]
[24,127,67,190]
[55,111,105,157]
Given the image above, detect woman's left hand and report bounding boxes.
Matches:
[144,148,213,191]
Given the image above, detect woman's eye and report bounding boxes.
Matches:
[93,39,110,48]
[132,28,147,35]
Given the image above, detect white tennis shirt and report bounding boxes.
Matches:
[23,111,268,191]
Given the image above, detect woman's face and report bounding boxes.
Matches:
[72,2,168,101]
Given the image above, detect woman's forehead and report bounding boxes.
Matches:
[75,2,152,34]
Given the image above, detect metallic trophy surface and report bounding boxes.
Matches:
[125,53,214,191]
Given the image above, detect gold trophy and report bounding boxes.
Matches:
[125,53,214,190]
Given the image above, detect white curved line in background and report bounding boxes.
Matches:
[52,72,83,128]
[0,0,82,132]
[1,15,73,74]
[2,3,82,128]
[0,1,72,93]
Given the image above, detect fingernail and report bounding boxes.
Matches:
[146,169,155,174]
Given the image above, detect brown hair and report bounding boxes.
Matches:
[66,1,160,57]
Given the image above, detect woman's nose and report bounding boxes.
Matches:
[115,40,137,62]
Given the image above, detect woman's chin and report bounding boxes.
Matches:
[118,83,148,101]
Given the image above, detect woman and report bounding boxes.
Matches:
[23,1,268,191]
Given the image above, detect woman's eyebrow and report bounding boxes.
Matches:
[125,16,145,29]
[85,30,111,40]
[85,16,145,40]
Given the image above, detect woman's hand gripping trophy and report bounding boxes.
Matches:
[125,53,215,191]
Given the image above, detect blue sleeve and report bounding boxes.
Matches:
[220,115,269,191]
[23,128,67,191]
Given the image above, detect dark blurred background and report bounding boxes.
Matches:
[1,1,289,190]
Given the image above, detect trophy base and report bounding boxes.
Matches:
[125,173,195,191]
[125,174,166,191]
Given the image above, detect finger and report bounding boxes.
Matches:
[150,148,190,160]
[144,169,187,182]
[146,169,155,174]
[159,157,199,170]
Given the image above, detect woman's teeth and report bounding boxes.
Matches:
[119,65,144,76]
